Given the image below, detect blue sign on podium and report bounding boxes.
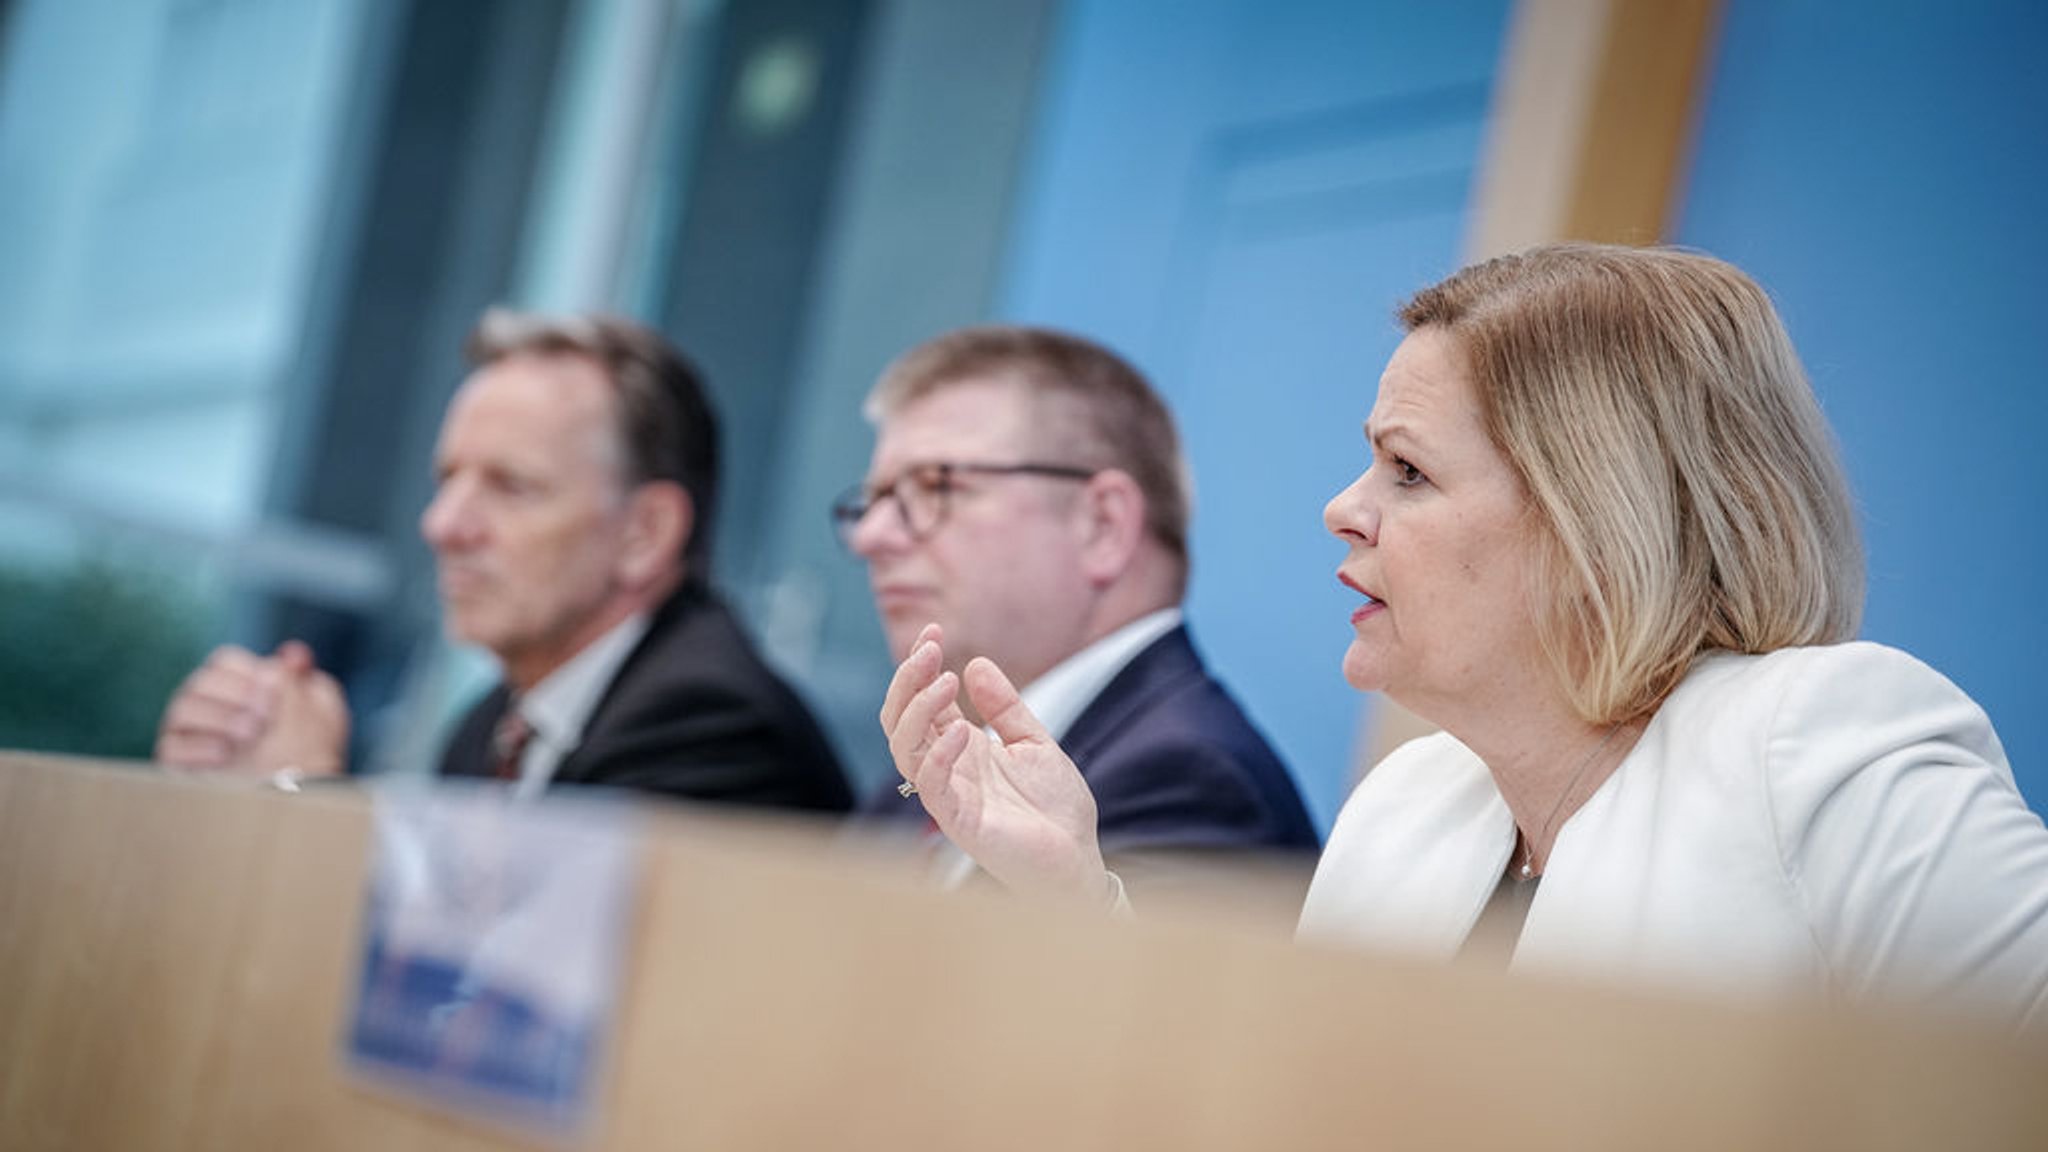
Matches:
[344,783,642,1138]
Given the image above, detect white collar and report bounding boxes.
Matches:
[1019,607,1183,740]
[509,611,652,795]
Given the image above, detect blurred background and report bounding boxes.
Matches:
[0,0,2042,827]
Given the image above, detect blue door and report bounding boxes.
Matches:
[999,0,1512,828]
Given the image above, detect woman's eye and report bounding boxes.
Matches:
[1392,457,1424,487]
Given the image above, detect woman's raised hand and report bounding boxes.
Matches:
[880,624,1110,902]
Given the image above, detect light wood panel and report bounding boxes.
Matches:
[4,752,2045,1150]
[1470,0,1722,256]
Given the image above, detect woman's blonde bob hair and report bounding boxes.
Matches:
[1400,244,1863,724]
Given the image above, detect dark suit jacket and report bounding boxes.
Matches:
[441,584,852,813]
[861,625,1316,852]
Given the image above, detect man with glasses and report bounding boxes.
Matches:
[157,310,851,813]
[835,326,1316,887]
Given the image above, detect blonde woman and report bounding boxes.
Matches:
[881,245,2048,1023]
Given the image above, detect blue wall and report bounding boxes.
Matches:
[998,0,1511,830]
[1678,0,2048,807]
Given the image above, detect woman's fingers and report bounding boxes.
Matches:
[962,657,1050,748]
[878,638,1107,901]
[938,740,984,842]
[878,624,946,731]
[887,667,959,782]
[916,717,978,827]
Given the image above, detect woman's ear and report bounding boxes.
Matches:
[617,481,695,591]
[1076,469,1146,585]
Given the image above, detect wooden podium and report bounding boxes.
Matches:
[3,752,2044,1151]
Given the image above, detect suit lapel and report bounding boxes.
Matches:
[1300,738,1515,958]
[1058,627,1204,769]
[548,585,703,785]
[442,684,515,779]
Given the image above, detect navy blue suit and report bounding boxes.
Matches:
[862,626,1316,855]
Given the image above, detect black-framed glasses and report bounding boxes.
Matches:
[831,461,1098,549]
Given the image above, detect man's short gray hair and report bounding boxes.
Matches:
[466,308,720,578]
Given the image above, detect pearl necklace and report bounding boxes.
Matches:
[1517,722,1624,881]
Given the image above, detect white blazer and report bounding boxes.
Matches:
[1299,643,2048,1024]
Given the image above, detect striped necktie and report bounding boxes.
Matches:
[490,707,534,782]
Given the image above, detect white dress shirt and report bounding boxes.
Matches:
[506,612,652,800]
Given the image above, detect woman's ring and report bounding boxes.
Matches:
[897,780,919,798]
